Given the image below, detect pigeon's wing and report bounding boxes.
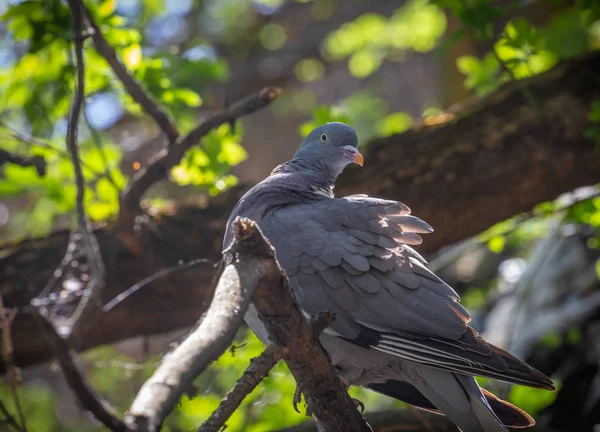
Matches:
[260,196,554,390]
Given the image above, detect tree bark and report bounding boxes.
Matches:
[2,52,600,371]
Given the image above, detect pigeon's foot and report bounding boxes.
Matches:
[293,383,364,416]
[352,397,365,413]
[293,385,312,416]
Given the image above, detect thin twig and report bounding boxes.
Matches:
[0,399,22,432]
[102,258,214,312]
[0,294,26,432]
[78,0,179,144]
[0,119,107,179]
[0,148,46,176]
[125,218,279,432]
[116,87,281,251]
[34,308,129,432]
[199,313,334,432]
[65,0,106,334]
[36,232,79,300]
[198,346,281,432]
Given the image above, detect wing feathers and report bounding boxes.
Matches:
[259,195,554,392]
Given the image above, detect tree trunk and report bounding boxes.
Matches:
[2,52,599,371]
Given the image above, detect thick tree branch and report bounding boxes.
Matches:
[124,218,279,431]
[79,0,179,144]
[0,149,45,177]
[2,53,600,370]
[252,271,372,432]
[64,0,106,335]
[117,87,281,250]
[34,309,128,432]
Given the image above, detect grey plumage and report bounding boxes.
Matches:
[223,122,554,431]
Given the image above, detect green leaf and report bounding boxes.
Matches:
[0,180,24,197]
[456,53,502,96]
[348,48,384,78]
[171,88,202,107]
[96,177,116,202]
[218,140,247,166]
[87,201,118,220]
[375,112,413,137]
[123,44,142,70]
[4,164,44,186]
[488,235,505,253]
[456,55,480,74]
[98,0,117,18]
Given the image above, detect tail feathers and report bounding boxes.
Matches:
[480,388,535,428]
[367,380,533,428]
[368,367,535,431]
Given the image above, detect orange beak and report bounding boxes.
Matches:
[342,145,364,166]
[353,151,364,167]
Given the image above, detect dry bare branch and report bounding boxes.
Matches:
[198,345,281,432]
[35,309,129,432]
[125,218,279,431]
[117,87,281,252]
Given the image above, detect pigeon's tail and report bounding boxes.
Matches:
[369,364,534,432]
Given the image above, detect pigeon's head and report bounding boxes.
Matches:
[293,122,363,177]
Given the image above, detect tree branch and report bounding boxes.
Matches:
[65,0,106,335]
[0,399,22,432]
[78,0,179,144]
[251,265,372,431]
[0,149,45,177]
[125,218,279,431]
[34,308,129,432]
[198,345,281,432]
[198,312,336,432]
[117,87,281,251]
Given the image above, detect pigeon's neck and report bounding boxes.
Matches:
[223,170,331,250]
[271,158,337,197]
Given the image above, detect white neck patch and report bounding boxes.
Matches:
[311,184,334,198]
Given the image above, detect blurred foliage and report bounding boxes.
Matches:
[322,0,447,78]
[0,330,399,432]
[451,2,600,96]
[1,0,600,430]
[0,0,232,241]
[171,123,245,195]
[299,92,414,145]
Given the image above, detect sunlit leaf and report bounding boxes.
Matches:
[98,0,117,18]
[488,235,505,253]
[123,43,142,70]
[375,112,413,136]
[0,179,24,196]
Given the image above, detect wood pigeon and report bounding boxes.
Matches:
[223,122,554,432]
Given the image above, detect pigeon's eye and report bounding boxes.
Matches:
[319,133,328,143]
